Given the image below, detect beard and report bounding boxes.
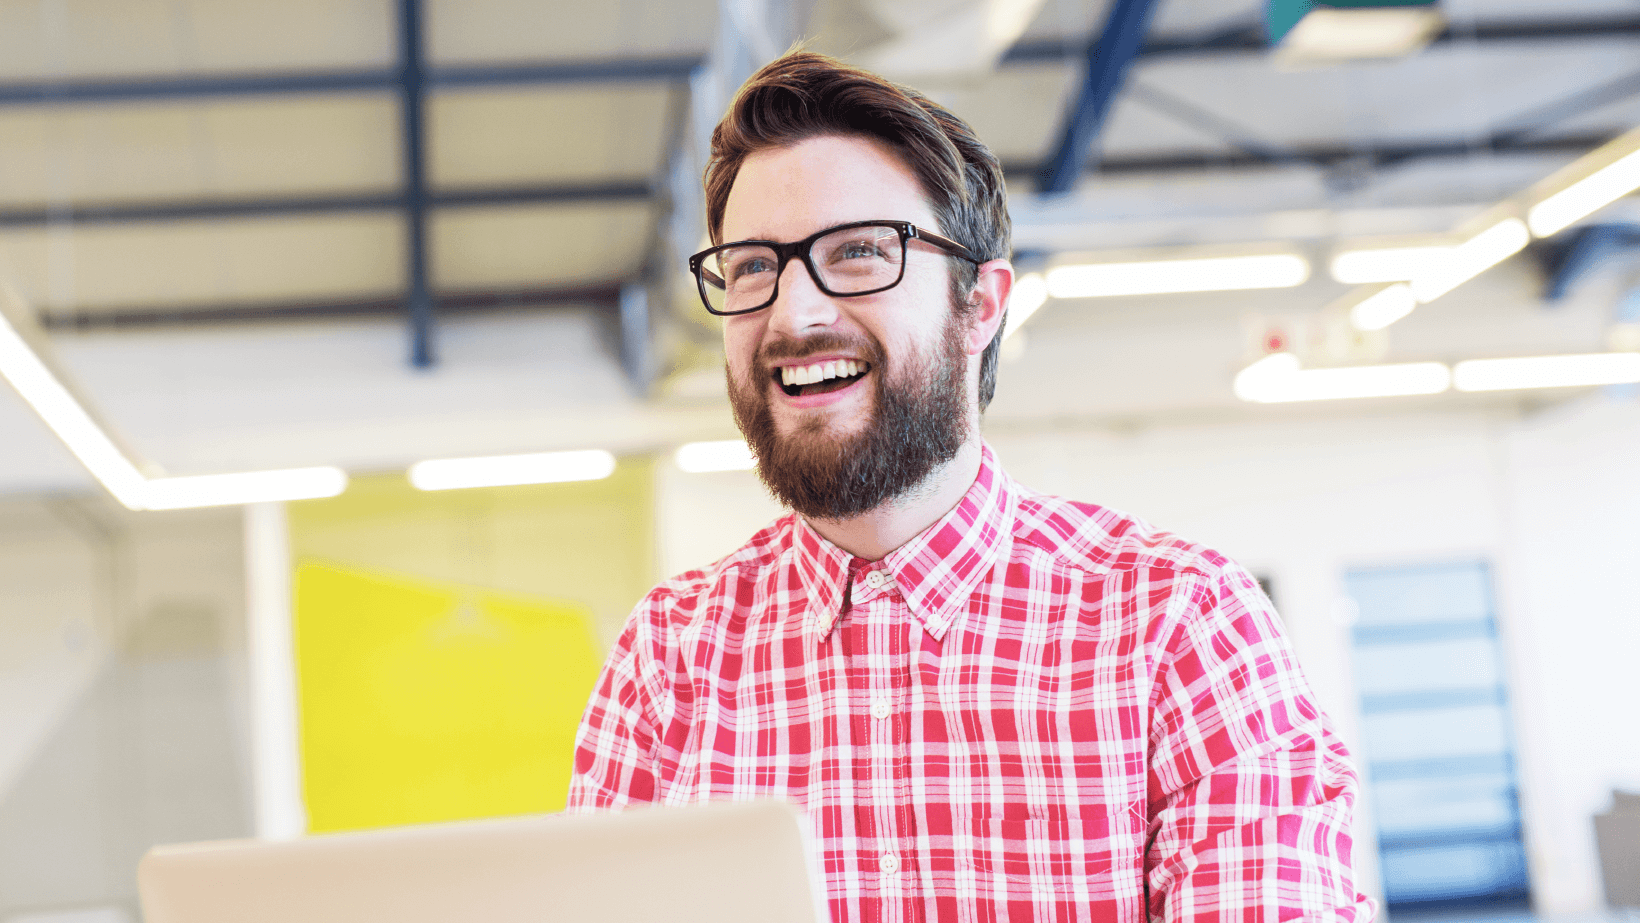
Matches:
[727,312,971,521]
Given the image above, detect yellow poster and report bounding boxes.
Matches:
[294,562,603,833]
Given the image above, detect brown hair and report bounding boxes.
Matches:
[704,52,1012,410]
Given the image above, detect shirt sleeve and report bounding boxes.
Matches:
[1143,564,1376,922]
[565,595,668,814]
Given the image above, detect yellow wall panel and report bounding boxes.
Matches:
[295,563,601,833]
[285,459,656,833]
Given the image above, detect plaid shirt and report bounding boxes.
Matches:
[569,444,1374,923]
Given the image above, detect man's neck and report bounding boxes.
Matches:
[802,437,984,562]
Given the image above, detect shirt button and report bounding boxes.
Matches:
[879,853,899,875]
[870,697,891,720]
[864,570,886,589]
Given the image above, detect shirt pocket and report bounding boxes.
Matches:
[959,806,1119,887]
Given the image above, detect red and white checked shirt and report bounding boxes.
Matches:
[569,444,1374,923]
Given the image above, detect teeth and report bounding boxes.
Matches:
[779,360,867,388]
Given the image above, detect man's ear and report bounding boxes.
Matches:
[964,259,1013,355]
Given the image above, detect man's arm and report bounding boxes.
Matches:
[566,609,665,813]
[1144,565,1375,922]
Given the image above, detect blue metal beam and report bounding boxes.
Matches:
[1537,223,1640,301]
[399,0,434,368]
[1000,13,1640,66]
[0,56,703,107]
[1037,0,1164,195]
[34,282,625,331]
[0,182,654,228]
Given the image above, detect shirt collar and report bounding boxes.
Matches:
[793,442,1016,643]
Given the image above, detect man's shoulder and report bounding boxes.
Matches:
[635,512,799,624]
[1009,485,1236,583]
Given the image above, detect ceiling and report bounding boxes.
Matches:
[1,0,1638,495]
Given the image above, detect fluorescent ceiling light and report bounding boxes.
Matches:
[1003,273,1048,339]
[2,285,354,510]
[142,468,348,510]
[1453,352,1640,392]
[1275,7,1444,66]
[1527,131,1640,238]
[1234,352,1451,403]
[1409,218,1529,304]
[1330,244,1454,285]
[408,449,617,491]
[674,440,757,473]
[0,303,148,509]
[1345,283,1418,332]
[1047,253,1309,298]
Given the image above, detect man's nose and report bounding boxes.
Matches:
[764,256,839,336]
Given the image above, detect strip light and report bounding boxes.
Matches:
[1453,352,1640,392]
[1234,352,1451,403]
[1346,283,1418,332]
[675,440,757,473]
[1,286,348,510]
[143,469,348,510]
[1047,253,1309,299]
[0,303,148,508]
[1004,273,1048,339]
[1330,245,1454,285]
[1527,127,1640,238]
[409,449,617,491]
[1408,218,1529,304]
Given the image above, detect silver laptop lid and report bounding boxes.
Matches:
[139,800,823,923]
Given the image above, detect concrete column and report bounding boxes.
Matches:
[243,501,305,839]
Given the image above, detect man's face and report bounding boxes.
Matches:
[720,134,975,519]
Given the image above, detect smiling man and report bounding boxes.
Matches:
[569,53,1373,923]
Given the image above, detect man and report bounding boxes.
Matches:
[569,52,1373,923]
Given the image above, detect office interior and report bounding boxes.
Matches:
[1,0,1638,919]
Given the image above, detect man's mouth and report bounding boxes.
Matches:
[773,359,871,398]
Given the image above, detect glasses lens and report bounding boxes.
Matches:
[811,225,903,294]
[702,244,780,314]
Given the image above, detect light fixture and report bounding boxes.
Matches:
[143,468,348,510]
[1453,352,1640,392]
[1337,283,1418,331]
[1268,0,1444,67]
[674,440,757,473]
[0,295,149,508]
[1046,249,1309,299]
[408,449,617,491]
[1,284,351,510]
[1526,126,1640,238]
[1408,217,1529,303]
[1003,273,1048,339]
[1234,351,1451,403]
[1330,242,1454,285]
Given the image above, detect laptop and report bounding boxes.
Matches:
[138,800,825,923]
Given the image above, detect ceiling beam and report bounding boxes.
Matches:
[399,0,434,368]
[1003,130,1613,181]
[0,56,703,107]
[1003,14,1640,65]
[0,182,654,228]
[1037,0,1164,195]
[34,283,625,332]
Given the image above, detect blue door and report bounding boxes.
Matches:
[1344,562,1531,912]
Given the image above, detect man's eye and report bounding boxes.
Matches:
[831,240,885,262]
[726,255,775,282]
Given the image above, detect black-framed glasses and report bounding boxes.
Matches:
[688,220,980,317]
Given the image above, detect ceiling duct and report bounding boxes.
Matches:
[853,0,1050,77]
[1266,0,1444,67]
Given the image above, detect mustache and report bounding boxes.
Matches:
[756,331,884,368]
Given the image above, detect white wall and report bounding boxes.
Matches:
[0,499,252,919]
[654,394,1640,914]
